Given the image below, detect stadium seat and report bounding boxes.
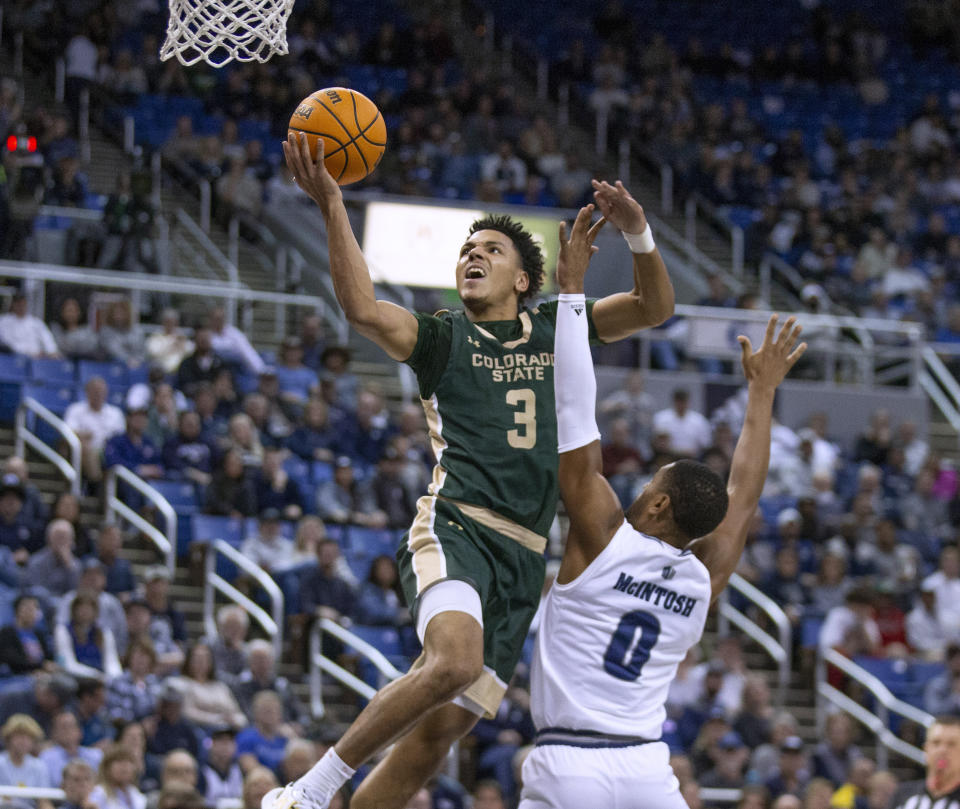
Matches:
[347,526,401,558]
[0,355,29,383]
[30,358,75,386]
[150,480,199,509]
[191,514,243,547]
[77,360,126,389]
[312,461,334,485]
[21,383,75,417]
[343,548,373,582]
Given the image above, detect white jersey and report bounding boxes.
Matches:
[531,520,712,739]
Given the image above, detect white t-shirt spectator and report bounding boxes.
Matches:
[0,751,50,792]
[239,533,295,572]
[211,325,265,374]
[923,570,960,642]
[906,601,948,659]
[64,400,126,451]
[0,313,58,357]
[66,34,98,81]
[819,605,881,652]
[652,407,713,457]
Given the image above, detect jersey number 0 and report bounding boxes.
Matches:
[603,610,662,681]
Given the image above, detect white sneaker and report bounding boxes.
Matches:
[261,784,332,809]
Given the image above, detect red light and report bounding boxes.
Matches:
[5,136,14,152]
[26,137,36,153]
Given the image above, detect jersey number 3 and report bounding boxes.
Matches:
[506,389,536,449]
[603,610,661,681]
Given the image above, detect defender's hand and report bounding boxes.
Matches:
[738,314,806,389]
[557,204,605,294]
[283,133,343,216]
[592,180,647,234]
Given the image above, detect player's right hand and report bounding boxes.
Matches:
[283,133,342,214]
[557,204,605,294]
[737,314,806,389]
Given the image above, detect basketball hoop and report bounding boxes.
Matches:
[160,0,296,67]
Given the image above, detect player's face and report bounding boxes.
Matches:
[456,229,528,310]
[925,723,960,780]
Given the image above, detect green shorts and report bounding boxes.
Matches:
[397,495,547,717]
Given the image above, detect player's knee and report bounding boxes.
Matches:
[424,653,483,700]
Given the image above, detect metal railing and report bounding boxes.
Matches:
[717,573,792,707]
[104,466,176,576]
[14,398,81,497]
[684,194,746,277]
[204,539,284,660]
[309,617,404,719]
[922,345,960,435]
[0,786,66,801]
[816,648,932,769]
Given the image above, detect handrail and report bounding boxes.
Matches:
[104,466,176,576]
[309,617,404,718]
[816,647,932,768]
[758,253,809,311]
[920,371,960,434]
[204,539,284,660]
[174,208,241,288]
[699,789,742,805]
[921,346,960,434]
[0,786,67,800]
[36,205,104,222]
[15,398,81,496]
[717,573,791,707]
[684,193,746,276]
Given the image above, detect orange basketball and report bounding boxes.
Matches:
[288,87,387,185]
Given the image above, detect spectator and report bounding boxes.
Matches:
[216,158,263,219]
[298,538,356,621]
[73,678,114,748]
[902,469,951,547]
[367,443,417,529]
[107,641,161,723]
[601,417,645,506]
[203,727,243,806]
[161,411,213,486]
[143,383,181,449]
[0,673,76,736]
[923,546,960,641]
[0,472,41,560]
[146,310,194,375]
[819,588,881,655]
[58,559,128,654]
[151,750,199,806]
[226,412,265,468]
[907,580,948,660]
[208,308,265,376]
[206,449,257,518]
[60,760,97,809]
[865,771,898,809]
[235,691,291,774]
[279,739,315,785]
[52,491,92,557]
[104,404,163,480]
[299,315,325,371]
[240,509,296,573]
[146,684,199,761]
[830,757,876,809]
[64,377,126,484]
[0,715,52,806]
[155,785,204,809]
[176,325,227,397]
[923,643,960,715]
[807,552,851,617]
[471,684,535,804]
[762,547,808,626]
[733,675,773,750]
[22,518,81,597]
[275,337,317,404]
[357,555,408,627]
[316,456,386,527]
[88,745,146,809]
[318,346,358,413]
[765,736,811,798]
[339,389,393,468]
[471,780,507,809]
[652,389,713,458]
[286,399,338,463]
[174,642,246,731]
[6,456,49,535]
[55,590,122,680]
[245,382,293,447]
[98,300,146,368]
[598,370,655,452]
[51,298,100,360]
[95,524,136,599]
[39,711,103,787]
[232,640,307,730]
[480,140,527,194]
[0,593,54,674]
[252,447,302,521]
[142,565,186,646]
[810,712,862,787]
[0,293,60,358]
[700,731,749,789]
[207,605,249,680]
[241,766,278,809]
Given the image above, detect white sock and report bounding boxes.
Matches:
[297,748,355,796]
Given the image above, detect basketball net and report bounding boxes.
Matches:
[160,0,296,67]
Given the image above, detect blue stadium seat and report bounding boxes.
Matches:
[30,358,75,386]
[150,480,199,509]
[0,355,30,383]
[347,527,400,558]
[343,548,373,582]
[347,625,408,687]
[21,383,75,417]
[853,656,911,701]
[312,461,334,485]
[77,360,126,389]
[191,514,243,547]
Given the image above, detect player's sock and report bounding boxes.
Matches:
[296,748,355,798]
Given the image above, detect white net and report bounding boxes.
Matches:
[160,0,296,67]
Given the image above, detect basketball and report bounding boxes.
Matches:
[288,87,387,186]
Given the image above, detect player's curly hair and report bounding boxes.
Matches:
[663,460,728,540]
[469,214,544,304]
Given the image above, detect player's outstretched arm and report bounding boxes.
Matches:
[284,134,418,362]
[554,206,625,581]
[690,314,806,601]
[589,181,675,342]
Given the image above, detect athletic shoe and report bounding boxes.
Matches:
[260,784,332,809]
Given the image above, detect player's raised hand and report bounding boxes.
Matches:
[591,180,647,235]
[282,133,342,215]
[557,204,605,294]
[737,314,807,390]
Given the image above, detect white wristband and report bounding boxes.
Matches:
[623,224,655,254]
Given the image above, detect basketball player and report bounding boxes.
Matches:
[519,227,805,807]
[271,136,674,809]
[889,716,960,809]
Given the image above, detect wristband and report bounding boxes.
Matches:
[557,293,587,303]
[623,224,655,254]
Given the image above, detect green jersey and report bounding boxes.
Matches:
[406,299,599,541]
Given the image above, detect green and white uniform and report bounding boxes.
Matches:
[398,300,599,716]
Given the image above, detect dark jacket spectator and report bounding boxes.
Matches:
[0,474,43,558]
[252,448,302,521]
[356,556,407,626]
[162,412,214,484]
[298,539,356,618]
[286,399,338,462]
[104,408,163,479]
[176,326,227,397]
[0,594,54,674]
[205,449,257,518]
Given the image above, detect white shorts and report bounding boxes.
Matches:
[518,741,688,809]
